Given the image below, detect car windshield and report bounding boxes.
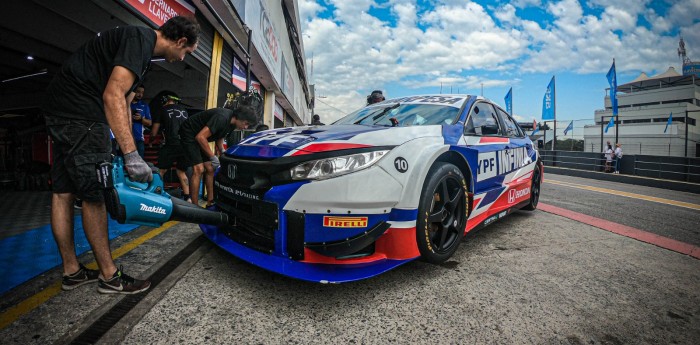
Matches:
[333,103,461,127]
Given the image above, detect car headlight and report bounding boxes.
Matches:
[291,150,389,180]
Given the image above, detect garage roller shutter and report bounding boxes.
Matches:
[191,12,214,67]
[219,43,233,85]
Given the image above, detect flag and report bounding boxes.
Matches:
[664,112,672,133]
[564,120,573,135]
[606,60,618,116]
[605,115,615,133]
[504,87,513,115]
[541,76,555,120]
[531,120,540,135]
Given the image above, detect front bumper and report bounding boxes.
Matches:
[200,221,416,283]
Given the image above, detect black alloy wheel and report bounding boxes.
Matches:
[416,162,468,263]
[522,161,542,211]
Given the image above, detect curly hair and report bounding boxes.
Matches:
[159,16,200,47]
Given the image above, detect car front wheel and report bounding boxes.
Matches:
[416,162,468,264]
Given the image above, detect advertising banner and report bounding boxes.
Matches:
[244,0,282,87]
[232,56,262,93]
[281,54,295,102]
[119,0,195,27]
[274,101,284,121]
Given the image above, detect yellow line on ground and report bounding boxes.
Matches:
[545,180,700,211]
[0,221,180,330]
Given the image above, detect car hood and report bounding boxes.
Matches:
[226,124,444,159]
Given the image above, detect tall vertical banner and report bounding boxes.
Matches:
[504,87,513,115]
[245,0,282,88]
[605,60,618,134]
[541,77,555,120]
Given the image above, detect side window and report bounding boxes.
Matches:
[465,103,502,135]
[497,108,523,138]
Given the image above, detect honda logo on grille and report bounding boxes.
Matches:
[228,164,237,180]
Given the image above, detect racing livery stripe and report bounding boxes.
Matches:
[291,143,373,156]
[479,137,510,144]
[302,226,420,264]
[389,208,418,222]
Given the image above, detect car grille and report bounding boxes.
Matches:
[215,181,279,253]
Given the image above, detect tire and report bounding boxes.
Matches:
[521,161,542,211]
[416,162,468,264]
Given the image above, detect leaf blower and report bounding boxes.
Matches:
[96,156,230,228]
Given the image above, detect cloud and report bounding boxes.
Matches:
[301,0,699,122]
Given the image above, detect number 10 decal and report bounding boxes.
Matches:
[394,157,408,173]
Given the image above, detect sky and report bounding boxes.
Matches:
[297,0,700,137]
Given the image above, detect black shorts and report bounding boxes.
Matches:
[157,145,189,171]
[181,140,210,167]
[46,116,112,202]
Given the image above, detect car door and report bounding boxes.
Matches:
[463,101,508,195]
[494,106,535,207]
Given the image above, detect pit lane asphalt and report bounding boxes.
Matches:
[1,175,698,344]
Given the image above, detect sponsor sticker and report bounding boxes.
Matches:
[323,216,368,228]
[508,187,531,203]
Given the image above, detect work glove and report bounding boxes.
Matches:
[210,155,220,170]
[124,151,153,183]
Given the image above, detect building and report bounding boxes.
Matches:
[584,66,700,157]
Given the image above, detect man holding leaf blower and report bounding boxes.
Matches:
[42,16,200,295]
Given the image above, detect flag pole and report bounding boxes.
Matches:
[553,76,557,151]
[613,58,619,145]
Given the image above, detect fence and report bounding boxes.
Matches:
[540,150,700,183]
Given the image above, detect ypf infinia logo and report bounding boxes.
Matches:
[228,164,237,180]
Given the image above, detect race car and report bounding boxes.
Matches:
[200,94,542,283]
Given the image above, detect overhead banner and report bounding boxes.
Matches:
[232,56,262,93]
[244,0,282,87]
[274,101,284,121]
[281,54,295,102]
[119,0,195,27]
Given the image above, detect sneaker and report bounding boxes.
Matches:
[74,198,83,209]
[62,264,99,291]
[97,266,151,295]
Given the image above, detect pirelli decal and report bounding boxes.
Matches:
[323,216,368,228]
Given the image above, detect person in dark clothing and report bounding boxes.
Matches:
[42,16,200,295]
[366,90,385,105]
[179,106,258,207]
[151,93,191,200]
[311,114,325,125]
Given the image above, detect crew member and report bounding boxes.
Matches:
[151,93,191,200]
[179,105,258,207]
[43,16,200,295]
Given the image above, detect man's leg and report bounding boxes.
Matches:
[190,163,204,205]
[203,161,214,205]
[80,200,117,279]
[51,192,79,275]
[176,169,190,197]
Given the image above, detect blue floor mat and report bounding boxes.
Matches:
[0,217,138,295]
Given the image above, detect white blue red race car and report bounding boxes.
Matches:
[200,95,542,283]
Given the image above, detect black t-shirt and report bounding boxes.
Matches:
[153,104,189,146]
[179,108,235,143]
[43,26,156,123]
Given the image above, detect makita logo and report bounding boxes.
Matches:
[140,203,167,215]
[508,187,530,203]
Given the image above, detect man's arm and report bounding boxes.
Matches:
[195,126,215,157]
[215,138,224,156]
[105,67,137,154]
[142,109,152,126]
